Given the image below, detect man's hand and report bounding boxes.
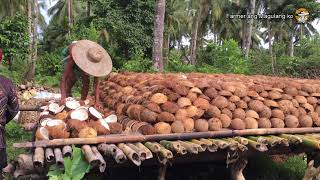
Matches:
[94,102,103,110]
[60,98,66,106]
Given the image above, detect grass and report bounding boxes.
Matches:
[5,121,32,161]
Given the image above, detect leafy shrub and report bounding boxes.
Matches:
[121,51,154,72]
[199,39,249,74]
[48,146,91,180]
[5,121,31,139]
[37,52,63,76]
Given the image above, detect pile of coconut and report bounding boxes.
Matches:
[35,98,122,141]
[99,72,320,135]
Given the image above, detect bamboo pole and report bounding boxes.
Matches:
[191,139,207,152]
[160,140,186,155]
[145,142,161,153]
[247,139,268,152]
[127,143,147,161]
[178,141,199,154]
[54,148,64,168]
[233,137,249,145]
[97,144,127,164]
[199,138,218,152]
[264,136,282,147]
[118,143,141,166]
[247,136,268,144]
[295,135,320,150]
[134,142,153,159]
[153,142,173,159]
[14,128,320,148]
[210,139,229,149]
[280,134,303,144]
[82,145,100,167]
[17,154,34,171]
[33,147,44,169]
[223,138,239,151]
[62,145,72,157]
[91,146,106,173]
[45,148,54,163]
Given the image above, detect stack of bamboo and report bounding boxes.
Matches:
[100,72,320,134]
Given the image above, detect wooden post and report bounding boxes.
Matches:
[53,148,64,168]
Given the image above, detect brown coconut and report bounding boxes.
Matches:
[292,99,300,107]
[307,97,318,105]
[157,112,176,122]
[181,118,194,132]
[35,127,49,140]
[282,94,293,100]
[78,127,97,138]
[109,122,123,134]
[138,124,156,135]
[230,118,246,130]
[204,88,218,98]
[246,110,259,119]
[140,108,158,123]
[219,90,233,97]
[247,91,259,98]
[205,105,221,118]
[284,115,299,128]
[161,101,179,114]
[244,117,258,129]
[298,107,307,116]
[173,84,189,96]
[295,96,308,104]
[177,97,192,108]
[145,102,162,113]
[242,96,251,102]
[194,108,205,119]
[220,114,231,128]
[229,95,240,103]
[270,118,285,128]
[259,107,272,119]
[175,109,188,121]
[298,115,313,127]
[154,122,171,134]
[248,100,265,112]
[55,111,69,121]
[264,100,279,108]
[303,103,314,112]
[260,91,269,98]
[258,118,272,128]
[278,100,294,114]
[193,98,210,110]
[208,118,222,131]
[222,108,233,119]
[194,119,209,132]
[88,119,110,135]
[186,106,199,118]
[187,92,198,102]
[190,87,202,94]
[167,92,181,102]
[233,108,246,120]
[235,100,248,109]
[316,106,320,115]
[67,119,88,132]
[285,87,298,96]
[310,112,319,122]
[171,121,185,133]
[271,109,285,120]
[268,91,282,100]
[150,93,168,104]
[290,107,300,117]
[226,103,236,112]
[126,104,143,120]
[211,96,229,109]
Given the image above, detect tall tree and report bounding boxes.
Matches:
[242,0,256,59]
[152,0,166,72]
[25,0,38,81]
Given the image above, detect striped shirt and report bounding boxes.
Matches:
[0,76,19,148]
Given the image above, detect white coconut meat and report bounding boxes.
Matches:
[36,127,49,140]
[40,118,53,127]
[104,114,117,123]
[99,119,110,130]
[70,108,89,121]
[46,119,66,127]
[40,111,50,117]
[40,106,49,111]
[89,107,103,119]
[55,105,65,114]
[48,103,60,114]
[65,100,80,110]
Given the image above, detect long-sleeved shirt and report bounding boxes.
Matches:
[0,75,19,148]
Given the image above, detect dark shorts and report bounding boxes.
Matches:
[0,148,7,170]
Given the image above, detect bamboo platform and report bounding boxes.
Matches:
[11,133,320,180]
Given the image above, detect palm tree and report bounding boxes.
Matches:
[242,0,256,59]
[152,0,166,72]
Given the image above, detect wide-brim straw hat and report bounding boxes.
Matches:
[71,40,112,77]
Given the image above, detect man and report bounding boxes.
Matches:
[60,40,112,108]
[0,49,2,63]
[0,54,19,177]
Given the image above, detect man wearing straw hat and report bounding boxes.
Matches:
[60,40,112,108]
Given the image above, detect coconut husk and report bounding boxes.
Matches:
[150,93,168,104]
[88,119,110,135]
[298,115,313,127]
[78,127,97,138]
[181,118,194,132]
[230,118,246,130]
[157,112,176,122]
[233,108,246,120]
[222,108,233,119]
[258,118,272,128]
[220,114,231,128]
[154,122,171,134]
[285,115,299,128]
[208,118,222,131]
[244,117,258,129]
[194,119,209,132]
[271,109,285,120]
[177,97,192,108]
[171,121,185,133]
[35,127,49,141]
[212,96,229,109]
[161,101,179,113]
[246,110,259,119]
[205,105,221,118]
[140,108,158,123]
